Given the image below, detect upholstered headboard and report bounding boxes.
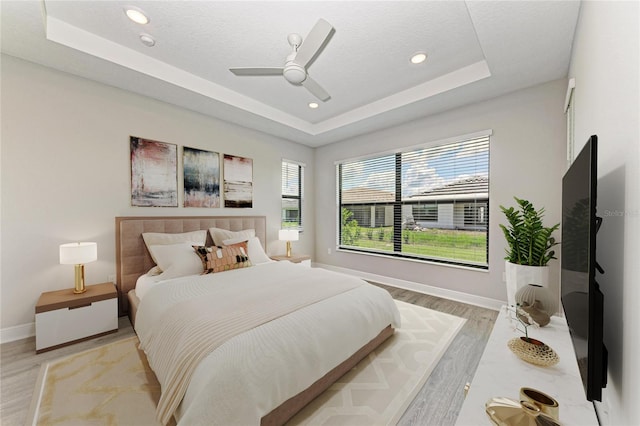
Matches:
[115,216,267,316]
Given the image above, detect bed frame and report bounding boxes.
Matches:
[114,215,393,425]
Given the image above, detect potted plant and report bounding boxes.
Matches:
[499,197,559,308]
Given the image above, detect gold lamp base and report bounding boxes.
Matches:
[286,241,292,257]
[73,264,87,294]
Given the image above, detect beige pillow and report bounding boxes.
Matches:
[142,230,207,264]
[208,227,255,246]
[148,243,204,279]
[193,242,252,274]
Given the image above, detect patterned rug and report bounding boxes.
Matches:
[26,335,170,426]
[27,301,465,426]
[288,301,466,425]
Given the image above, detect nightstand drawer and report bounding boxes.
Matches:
[35,298,117,352]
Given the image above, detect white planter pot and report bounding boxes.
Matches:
[505,261,549,306]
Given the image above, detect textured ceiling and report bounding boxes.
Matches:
[1,1,581,147]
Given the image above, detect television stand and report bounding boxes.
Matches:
[455,306,599,425]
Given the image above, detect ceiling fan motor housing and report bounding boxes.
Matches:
[283,62,307,84]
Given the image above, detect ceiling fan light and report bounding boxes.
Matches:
[283,65,306,84]
[125,7,149,25]
[308,102,319,109]
[410,52,427,64]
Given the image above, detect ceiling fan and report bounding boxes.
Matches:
[229,19,334,102]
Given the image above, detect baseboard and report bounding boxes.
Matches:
[314,263,503,311]
[1,322,35,344]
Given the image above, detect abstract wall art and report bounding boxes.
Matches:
[130,136,178,207]
[183,146,220,208]
[223,154,253,208]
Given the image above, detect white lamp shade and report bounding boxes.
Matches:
[278,229,299,241]
[60,242,98,265]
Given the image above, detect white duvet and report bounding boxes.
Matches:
[135,262,401,425]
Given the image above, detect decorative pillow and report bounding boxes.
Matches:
[223,236,271,265]
[142,230,207,264]
[193,243,252,274]
[209,228,255,247]
[148,242,204,279]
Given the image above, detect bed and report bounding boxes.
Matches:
[115,216,401,425]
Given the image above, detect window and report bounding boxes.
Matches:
[565,78,576,166]
[337,133,490,269]
[282,160,304,229]
[413,204,438,222]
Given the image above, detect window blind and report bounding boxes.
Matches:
[282,160,304,229]
[337,135,490,268]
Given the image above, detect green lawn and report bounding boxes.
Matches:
[346,226,487,264]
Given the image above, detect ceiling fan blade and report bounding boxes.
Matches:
[229,67,283,76]
[301,76,330,101]
[293,19,334,68]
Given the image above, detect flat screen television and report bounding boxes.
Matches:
[561,135,607,402]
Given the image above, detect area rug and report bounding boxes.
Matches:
[26,335,170,426]
[288,301,466,425]
[27,300,465,426]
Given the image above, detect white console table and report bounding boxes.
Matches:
[456,306,599,425]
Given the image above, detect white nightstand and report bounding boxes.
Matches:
[35,282,118,353]
[270,254,311,266]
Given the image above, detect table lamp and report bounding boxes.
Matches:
[278,229,299,257]
[60,242,97,294]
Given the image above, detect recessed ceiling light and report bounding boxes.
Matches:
[410,52,427,64]
[308,102,319,109]
[139,33,156,47]
[124,7,149,25]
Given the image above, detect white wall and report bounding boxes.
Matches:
[568,2,639,424]
[314,79,567,307]
[0,55,315,335]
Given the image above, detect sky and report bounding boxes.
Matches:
[341,137,489,197]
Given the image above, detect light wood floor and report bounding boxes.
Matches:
[0,317,137,426]
[0,286,497,426]
[375,284,498,425]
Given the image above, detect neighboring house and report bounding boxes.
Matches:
[407,176,489,231]
[341,176,488,231]
[341,187,394,228]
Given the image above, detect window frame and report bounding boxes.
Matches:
[281,159,304,230]
[336,130,491,269]
[564,78,576,166]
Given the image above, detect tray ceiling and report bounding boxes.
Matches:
[1,1,580,147]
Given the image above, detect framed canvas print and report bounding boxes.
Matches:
[223,154,253,208]
[130,136,178,207]
[183,146,220,208]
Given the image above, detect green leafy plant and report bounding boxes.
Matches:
[341,208,359,246]
[499,197,560,266]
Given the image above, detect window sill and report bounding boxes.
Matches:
[336,247,489,272]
